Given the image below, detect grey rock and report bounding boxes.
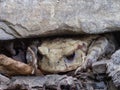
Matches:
[6,84,31,90]
[107,49,120,87]
[1,0,120,40]
[10,76,45,89]
[92,81,107,90]
[0,74,10,90]
[92,60,109,74]
[0,74,10,85]
[111,49,120,65]
[43,74,82,90]
[107,80,118,90]
[10,75,82,90]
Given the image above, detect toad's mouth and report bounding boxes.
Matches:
[39,59,81,73]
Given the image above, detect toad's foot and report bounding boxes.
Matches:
[26,46,43,75]
[75,36,115,75]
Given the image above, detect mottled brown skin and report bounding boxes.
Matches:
[38,34,116,73]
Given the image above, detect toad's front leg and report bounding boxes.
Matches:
[26,41,43,75]
[75,35,116,74]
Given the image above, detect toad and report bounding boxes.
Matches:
[37,34,116,73]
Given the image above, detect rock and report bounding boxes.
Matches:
[111,49,120,65]
[0,74,10,90]
[43,74,82,90]
[107,80,118,90]
[91,81,107,90]
[9,75,82,90]
[109,66,120,87]
[106,49,120,87]
[6,84,31,90]
[76,72,108,90]
[0,74,10,84]
[0,54,34,76]
[1,0,120,40]
[8,76,45,90]
[92,60,108,74]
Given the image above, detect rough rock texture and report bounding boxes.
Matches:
[5,75,81,90]
[1,0,120,40]
[0,74,10,90]
[0,54,34,76]
[92,60,108,74]
[9,76,45,89]
[43,75,82,90]
[107,49,120,87]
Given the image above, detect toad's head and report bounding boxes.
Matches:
[38,38,88,73]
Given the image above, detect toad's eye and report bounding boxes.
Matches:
[66,52,75,61]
